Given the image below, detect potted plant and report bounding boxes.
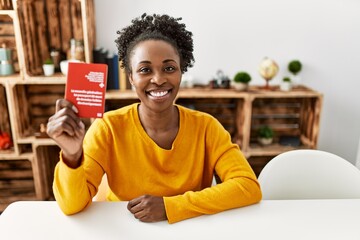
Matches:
[280,77,292,91]
[233,71,251,91]
[288,60,302,86]
[257,125,274,145]
[42,58,55,76]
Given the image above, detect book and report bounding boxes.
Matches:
[119,60,129,90]
[105,53,119,90]
[112,54,119,89]
[65,62,108,118]
[92,47,108,64]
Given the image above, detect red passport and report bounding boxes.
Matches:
[65,62,108,118]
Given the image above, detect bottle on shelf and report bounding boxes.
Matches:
[0,43,14,76]
[67,38,85,62]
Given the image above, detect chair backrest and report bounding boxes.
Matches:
[93,174,108,201]
[258,149,360,200]
[356,137,360,169]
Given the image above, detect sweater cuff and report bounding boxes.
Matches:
[59,150,84,170]
[164,195,201,224]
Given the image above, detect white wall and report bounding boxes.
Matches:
[94,0,360,164]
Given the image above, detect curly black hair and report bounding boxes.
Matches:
[115,13,194,74]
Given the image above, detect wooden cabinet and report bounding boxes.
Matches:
[106,86,323,176]
[0,0,95,212]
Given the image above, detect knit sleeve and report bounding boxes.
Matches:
[52,119,110,215]
[164,116,262,223]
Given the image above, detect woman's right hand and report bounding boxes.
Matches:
[47,99,85,168]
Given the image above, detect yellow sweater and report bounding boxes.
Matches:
[53,103,262,223]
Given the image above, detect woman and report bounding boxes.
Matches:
[47,13,261,224]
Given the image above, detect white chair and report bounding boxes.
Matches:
[356,137,360,169]
[258,149,360,200]
[93,174,108,201]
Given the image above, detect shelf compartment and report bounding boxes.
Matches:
[0,1,13,10]
[250,97,322,149]
[15,0,95,78]
[0,83,14,153]
[0,13,20,74]
[0,158,37,212]
[12,83,65,138]
[247,156,273,177]
[105,98,140,112]
[175,98,245,144]
[34,145,60,200]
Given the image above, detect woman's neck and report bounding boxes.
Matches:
[138,104,179,133]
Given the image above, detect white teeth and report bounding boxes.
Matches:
[149,90,168,97]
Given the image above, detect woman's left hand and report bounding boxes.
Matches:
[127,195,167,222]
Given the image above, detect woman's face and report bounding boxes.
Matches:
[128,39,182,114]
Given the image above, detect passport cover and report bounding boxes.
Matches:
[65,62,108,118]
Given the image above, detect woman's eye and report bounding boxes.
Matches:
[139,67,150,73]
[164,66,176,72]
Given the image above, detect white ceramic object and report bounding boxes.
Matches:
[42,64,55,76]
[258,137,273,145]
[232,82,248,91]
[60,59,81,75]
[280,81,292,91]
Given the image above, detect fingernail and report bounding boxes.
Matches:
[72,105,79,113]
[79,121,85,129]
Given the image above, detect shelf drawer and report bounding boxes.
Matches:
[12,84,65,138]
[0,159,37,212]
[248,156,273,177]
[0,83,14,153]
[176,98,243,140]
[250,97,321,148]
[16,0,95,77]
[0,14,20,73]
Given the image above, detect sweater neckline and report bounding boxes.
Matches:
[132,103,185,151]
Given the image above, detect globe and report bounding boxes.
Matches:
[259,57,279,89]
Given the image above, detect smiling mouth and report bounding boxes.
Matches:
[147,90,171,98]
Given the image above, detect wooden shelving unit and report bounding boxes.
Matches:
[0,0,95,212]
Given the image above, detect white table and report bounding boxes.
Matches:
[0,199,359,240]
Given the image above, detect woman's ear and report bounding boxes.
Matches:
[128,73,135,86]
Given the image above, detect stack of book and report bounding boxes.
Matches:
[93,48,130,90]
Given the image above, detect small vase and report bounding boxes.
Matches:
[258,137,273,145]
[43,64,55,76]
[233,82,248,91]
[280,81,292,91]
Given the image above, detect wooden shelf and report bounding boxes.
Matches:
[16,72,66,84]
[0,74,22,83]
[0,0,96,210]
[0,10,15,16]
[106,89,138,100]
[0,152,33,160]
[17,136,56,146]
[247,143,310,157]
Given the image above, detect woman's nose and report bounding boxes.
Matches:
[150,71,167,85]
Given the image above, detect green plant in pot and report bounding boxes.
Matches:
[257,125,274,145]
[43,58,55,76]
[288,60,302,86]
[233,71,251,91]
[280,76,292,91]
